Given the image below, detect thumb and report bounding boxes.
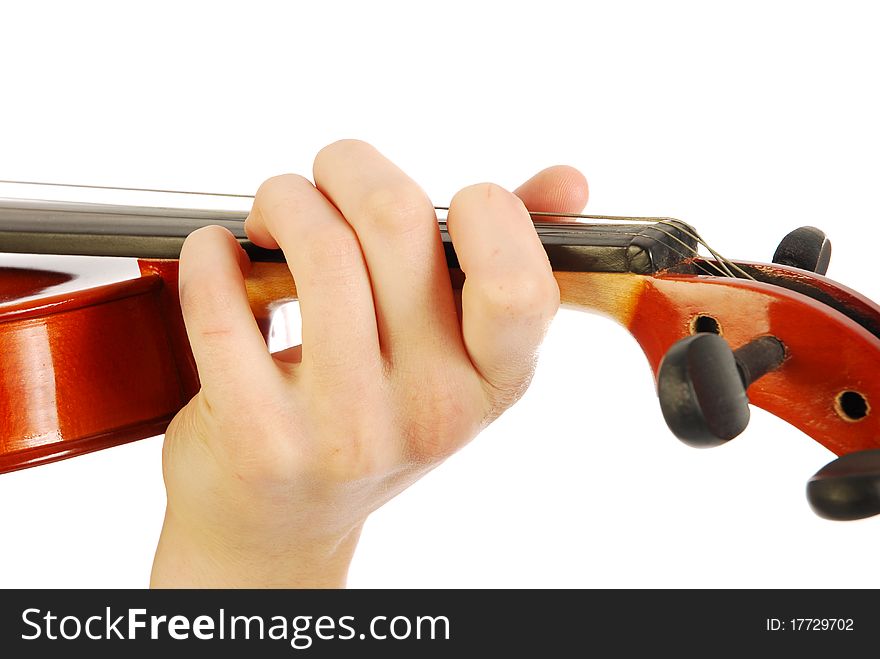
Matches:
[178,225,278,405]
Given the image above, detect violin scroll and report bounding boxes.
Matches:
[654,226,880,520]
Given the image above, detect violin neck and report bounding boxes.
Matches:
[0,198,698,274]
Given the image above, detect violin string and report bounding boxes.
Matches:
[654,220,740,278]
[0,179,749,279]
[631,227,733,278]
[0,179,257,199]
[656,220,747,278]
[516,212,750,279]
[578,226,732,278]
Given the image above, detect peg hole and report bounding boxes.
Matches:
[835,391,869,422]
[690,314,721,335]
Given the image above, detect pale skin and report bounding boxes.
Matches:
[150,140,589,587]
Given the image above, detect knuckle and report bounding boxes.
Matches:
[222,406,303,480]
[533,271,561,314]
[231,440,299,485]
[471,269,559,319]
[406,423,455,462]
[406,412,463,462]
[254,174,314,224]
[357,186,434,235]
[304,353,379,397]
[303,396,400,483]
[301,223,362,272]
[312,435,396,484]
[179,270,233,316]
[178,239,242,339]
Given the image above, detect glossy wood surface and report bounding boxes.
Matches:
[2,256,879,473]
[0,258,282,473]
[0,266,189,472]
[558,264,880,456]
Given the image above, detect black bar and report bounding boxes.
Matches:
[0,588,876,657]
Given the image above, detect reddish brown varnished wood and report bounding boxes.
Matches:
[557,265,880,456]
[0,264,193,473]
[0,259,299,474]
[626,265,880,456]
[138,259,199,400]
[0,267,74,303]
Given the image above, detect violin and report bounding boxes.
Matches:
[1,181,879,521]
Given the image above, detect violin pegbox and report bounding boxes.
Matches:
[653,225,880,520]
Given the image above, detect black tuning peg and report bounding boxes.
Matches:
[657,333,785,448]
[806,450,880,520]
[772,226,831,275]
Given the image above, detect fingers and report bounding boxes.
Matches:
[178,226,278,401]
[244,174,381,378]
[514,165,589,218]
[313,140,461,361]
[445,183,560,408]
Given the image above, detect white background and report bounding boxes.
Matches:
[0,1,878,588]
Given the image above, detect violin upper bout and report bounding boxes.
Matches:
[0,266,75,303]
[0,262,196,473]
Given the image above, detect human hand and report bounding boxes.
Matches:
[151,140,588,587]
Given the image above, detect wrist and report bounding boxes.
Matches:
[150,508,362,588]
